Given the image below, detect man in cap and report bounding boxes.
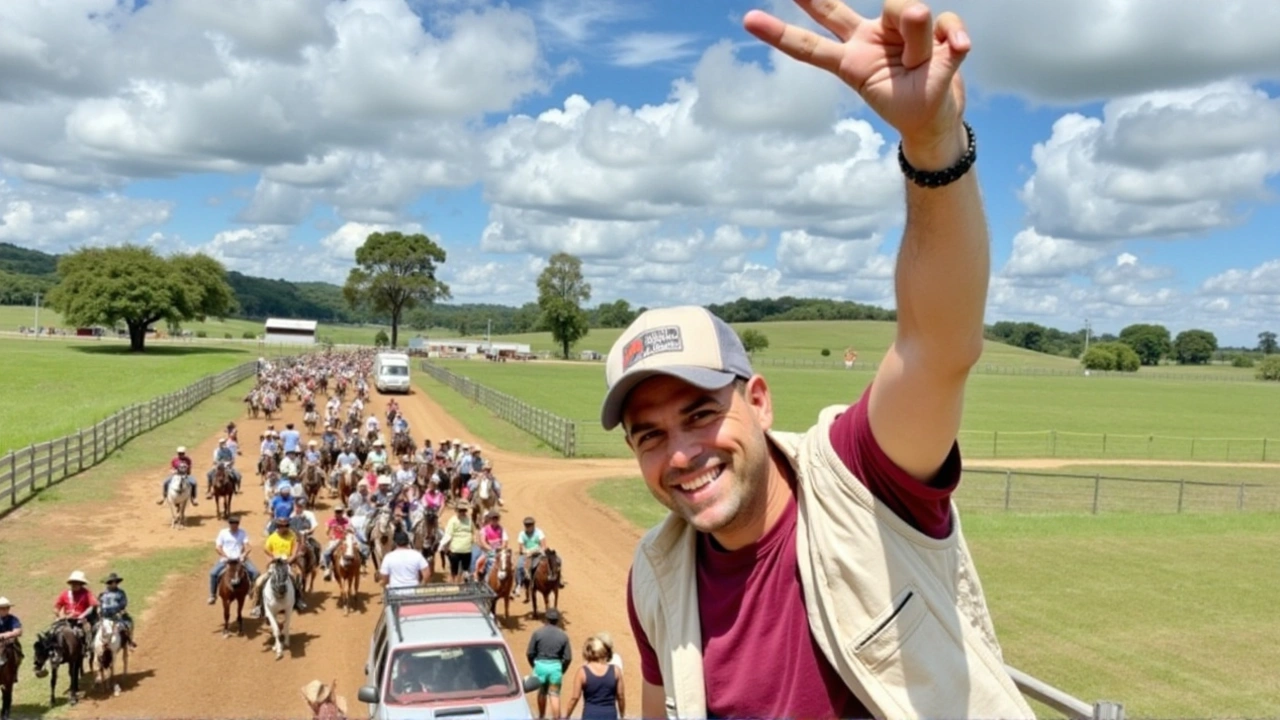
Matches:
[613,3,1033,718]
[248,517,308,618]
[304,439,322,468]
[209,515,259,604]
[516,516,548,599]
[321,505,369,580]
[208,437,241,498]
[53,571,98,640]
[97,573,136,649]
[0,596,24,678]
[158,448,199,506]
[526,607,572,719]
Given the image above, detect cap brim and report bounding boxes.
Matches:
[600,366,737,431]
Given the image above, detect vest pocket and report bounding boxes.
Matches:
[852,586,925,668]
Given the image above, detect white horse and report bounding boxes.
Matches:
[262,558,296,660]
[165,474,192,529]
[91,617,127,697]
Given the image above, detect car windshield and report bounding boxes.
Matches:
[387,644,517,704]
[382,365,408,376]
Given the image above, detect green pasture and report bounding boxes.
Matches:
[0,378,253,717]
[427,359,1280,461]
[0,337,257,456]
[0,304,389,346]
[587,476,1280,718]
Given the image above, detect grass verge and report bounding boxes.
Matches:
[411,375,563,458]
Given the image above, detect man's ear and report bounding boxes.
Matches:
[742,375,774,431]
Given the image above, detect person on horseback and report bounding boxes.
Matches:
[304,440,322,467]
[53,572,98,641]
[265,483,295,536]
[280,449,301,482]
[208,515,259,604]
[291,498,323,568]
[392,413,409,437]
[422,478,446,515]
[321,425,339,452]
[208,437,241,497]
[517,516,548,597]
[260,432,279,460]
[225,422,239,445]
[418,438,434,464]
[0,597,23,674]
[321,506,369,580]
[157,451,198,506]
[394,457,415,487]
[365,414,380,438]
[281,422,302,456]
[474,511,508,584]
[346,483,372,518]
[467,464,505,507]
[248,517,308,618]
[96,573,137,649]
[367,440,388,469]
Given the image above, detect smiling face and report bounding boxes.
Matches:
[622,373,775,546]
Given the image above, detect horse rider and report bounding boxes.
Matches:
[280,422,302,456]
[208,515,259,604]
[157,456,199,507]
[266,483,295,536]
[207,437,242,497]
[303,440,323,474]
[0,596,23,674]
[422,478,446,516]
[470,449,504,506]
[53,571,98,641]
[417,439,434,464]
[259,431,279,464]
[457,444,474,489]
[467,466,505,507]
[365,413,380,439]
[290,497,322,564]
[473,510,509,584]
[321,505,369,580]
[321,424,340,454]
[516,516,548,597]
[96,573,137,649]
[395,457,416,487]
[279,448,301,482]
[248,517,308,618]
[392,413,409,438]
[347,483,372,518]
[224,421,239,445]
[367,439,388,469]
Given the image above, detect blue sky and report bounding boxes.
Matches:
[1,0,1279,347]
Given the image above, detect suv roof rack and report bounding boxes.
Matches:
[385,583,499,642]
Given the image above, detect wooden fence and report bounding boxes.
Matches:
[419,361,578,457]
[1,361,259,508]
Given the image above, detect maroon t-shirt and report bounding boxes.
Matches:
[627,385,961,719]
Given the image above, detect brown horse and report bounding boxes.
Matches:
[218,558,251,636]
[259,453,279,478]
[334,466,358,505]
[529,549,563,620]
[32,622,85,706]
[412,506,441,579]
[212,463,234,520]
[330,532,362,616]
[475,547,515,621]
[293,531,321,596]
[301,464,324,508]
[0,638,19,720]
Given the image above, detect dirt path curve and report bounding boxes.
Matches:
[66,381,647,719]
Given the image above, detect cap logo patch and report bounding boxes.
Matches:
[622,326,683,371]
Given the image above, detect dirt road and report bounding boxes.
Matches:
[65,382,646,719]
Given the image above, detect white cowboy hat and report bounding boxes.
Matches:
[0,597,11,607]
[67,570,88,584]
[308,440,317,446]
[472,446,482,453]
[176,446,187,453]
[218,437,227,443]
[301,679,333,705]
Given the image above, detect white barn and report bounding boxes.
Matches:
[263,318,317,345]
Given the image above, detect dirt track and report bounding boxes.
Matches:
[64,381,645,719]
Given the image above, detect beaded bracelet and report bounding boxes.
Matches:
[897,121,976,188]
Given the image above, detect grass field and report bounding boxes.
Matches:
[429,359,1280,460]
[0,377,253,717]
[0,304,391,346]
[587,476,1280,718]
[0,337,258,455]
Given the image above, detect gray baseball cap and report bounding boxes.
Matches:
[600,306,755,431]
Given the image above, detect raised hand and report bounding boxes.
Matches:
[743,0,970,169]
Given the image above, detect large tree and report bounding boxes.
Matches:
[47,245,236,352]
[343,231,450,348]
[537,252,591,359]
[1173,329,1218,365]
[1259,331,1278,355]
[1118,323,1172,366]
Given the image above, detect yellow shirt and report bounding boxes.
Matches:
[264,531,297,559]
[444,516,473,554]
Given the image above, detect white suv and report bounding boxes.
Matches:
[357,583,541,719]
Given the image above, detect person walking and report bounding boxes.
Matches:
[444,501,475,584]
[562,635,625,720]
[610,2,1035,718]
[526,608,572,720]
[379,531,429,589]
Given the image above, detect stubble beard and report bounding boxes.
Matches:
[675,430,772,540]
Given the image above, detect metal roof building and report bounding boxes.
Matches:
[263,317,317,345]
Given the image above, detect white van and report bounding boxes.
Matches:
[374,352,412,394]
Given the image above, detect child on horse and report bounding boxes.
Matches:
[96,573,137,649]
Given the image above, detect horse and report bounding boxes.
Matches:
[367,507,396,573]
[528,548,563,620]
[331,532,362,616]
[32,622,85,706]
[245,392,260,419]
[412,506,441,579]
[0,638,19,720]
[475,547,515,621]
[212,462,235,520]
[91,617,127,697]
[471,475,498,525]
[304,410,319,435]
[165,474,193,529]
[334,466,358,505]
[262,558,296,660]
[301,464,324,508]
[217,557,251,637]
[392,432,414,459]
[258,452,279,479]
[293,530,321,596]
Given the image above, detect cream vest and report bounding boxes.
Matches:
[629,405,1035,719]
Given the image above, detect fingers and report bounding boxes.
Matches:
[933,11,971,60]
[742,9,846,75]
[883,0,934,69]
[793,0,864,41]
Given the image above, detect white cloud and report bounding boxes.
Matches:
[1001,228,1111,278]
[0,180,171,250]
[611,32,700,68]
[1201,258,1280,296]
[1019,81,1280,241]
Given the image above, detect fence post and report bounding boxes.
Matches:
[62,435,70,481]
[992,431,998,458]
[9,453,15,506]
[1003,471,1012,511]
[1264,438,1269,462]
[1051,430,1057,457]
[1190,437,1195,459]
[1177,480,1185,513]
[1102,433,1107,455]
[78,429,85,471]
[1238,484,1245,511]
[1092,474,1101,514]
[28,444,36,491]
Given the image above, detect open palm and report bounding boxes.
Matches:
[744,0,969,151]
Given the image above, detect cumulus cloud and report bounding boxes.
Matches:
[611,32,700,68]
[1001,229,1111,278]
[1201,258,1280,296]
[1019,81,1280,242]
[0,180,171,250]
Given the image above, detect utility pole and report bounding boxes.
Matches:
[1083,318,1091,355]
[487,318,492,352]
[33,292,41,335]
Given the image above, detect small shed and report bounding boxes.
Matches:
[264,318,317,345]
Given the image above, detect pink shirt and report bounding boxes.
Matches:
[481,524,506,547]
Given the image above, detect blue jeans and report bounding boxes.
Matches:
[209,558,259,596]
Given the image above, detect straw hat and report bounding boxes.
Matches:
[67,570,88,584]
[300,679,347,714]
[0,597,12,608]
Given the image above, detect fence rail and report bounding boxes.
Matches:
[420,361,577,456]
[745,355,1261,382]
[1,361,259,509]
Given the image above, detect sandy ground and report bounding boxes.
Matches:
[61,382,646,719]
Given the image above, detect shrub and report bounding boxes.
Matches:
[242,331,256,339]
[820,348,831,357]
[1082,342,1140,372]
[1257,356,1280,382]
[374,329,390,347]
[1081,346,1115,371]
[1232,355,1255,368]
[196,330,207,338]
[223,332,232,339]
